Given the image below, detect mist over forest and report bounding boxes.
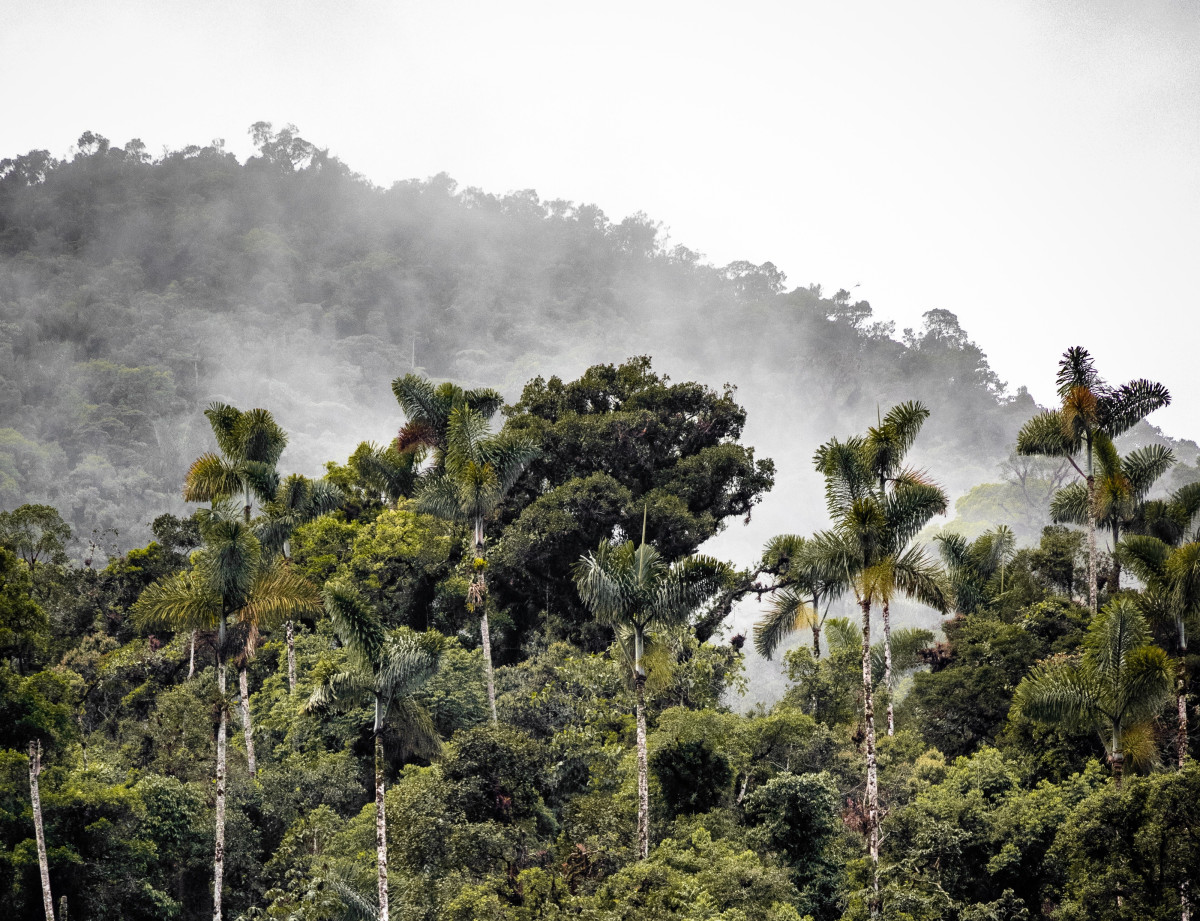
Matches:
[3,126,1199,921]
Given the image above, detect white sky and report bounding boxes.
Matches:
[5,0,1199,441]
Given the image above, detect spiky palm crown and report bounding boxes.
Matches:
[391,373,503,461]
[1050,436,1175,531]
[133,500,321,646]
[1120,536,1200,641]
[1014,597,1172,764]
[307,581,441,755]
[257,473,345,558]
[574,537,726,635]
[1019,347,1170,466]
[415,405,538,530]
[183,402,288,506]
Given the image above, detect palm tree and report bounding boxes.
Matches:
[753,534,848,659]
[1121,536,1200,767]
[306,581,441,921]
[1014,596,1172,786]
[353,442,425,506]
[1050,436,1174,590]
[861,401,946,736]
[935,525,1017,616]
[1017,347,1170,612]
[810,432,948,902]
[132,504,321,921]
[257,473,345,692]
[390,373,503,465]
[574,516,725,860]
[414,404,538,723]
[184,403,288,524]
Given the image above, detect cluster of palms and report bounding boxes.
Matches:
[120,350,1196,921]
[130,377,539,921]
[751,401,950,900]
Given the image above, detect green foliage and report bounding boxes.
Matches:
[650,737,732,818]
[0,548,49,673]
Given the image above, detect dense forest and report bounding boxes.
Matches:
[1,129,1199,920]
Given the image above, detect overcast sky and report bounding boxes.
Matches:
[5,0,1198,440]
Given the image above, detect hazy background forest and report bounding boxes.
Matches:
[3,126,1199,697]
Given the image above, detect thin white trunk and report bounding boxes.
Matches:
[238,667,256,776]
[29,740,55,921]
[635,676,650,861]
[189,631,196,679]
[1086,473,1098,613]
[286,621,296,693]
[374,700,389,921]
[475,518,497,724]
[860,599,880,915]
[1181,879,1191,921]
[480,611,497,724]
[1178,685,1189,769]
[214,660,227,921]
[883,600,894,737]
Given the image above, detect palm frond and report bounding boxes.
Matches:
[304,668,374,714]
[323,581,386,669]
[1016,411,1080,458]
[753,587,816,659]
[1050,482,1091,527]
[132,571,221,631]
[1123,444,1175,499]
[1055,346,1100,400]
[1102,379,1171,437]
[204,402,244,458]
[241,560,322,629]
[183,452,241,503]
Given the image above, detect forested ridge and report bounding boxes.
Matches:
[1,128,1199,920]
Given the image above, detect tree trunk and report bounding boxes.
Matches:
[1111,522,1121,591]
[214,656,227,921]
[475,518,497,724]
[189,630,196,679]
[29,740,55,921]
[883,600,894,737]
[859,599,880,913]
[1111,747,1124,790]
[1086,473,1098,612]
[634,626,650,860]
[1181,879,1191,921]
[374,698,389,921]
[238,667,256,776]
[812,624,821,658]
[286,621,296,693]
[1178,621,1189,769]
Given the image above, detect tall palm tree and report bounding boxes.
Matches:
[1121,536,1200,767]
[414,405,538,723]
[574,515,725,860]
[1017,347,1170,612]
[184,403,288,523]
[257,473,345,692]
[132,504,321,921]
[306,581,441,921]
[390,373,503,466]
[861,401,946,736]
[753,534,848,659]
[1050,436,1174,590]
[1014,596,1172,787]
[810,432,947,903]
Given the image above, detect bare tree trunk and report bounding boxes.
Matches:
[475,519,497,724]
[480,610,497,724]
[860,599,880,914]
[1111,748,1124,790]
[29,740,55,921]
[1179,623,1189,769]
[1181,879,1191,921]
[635,672,650,861]
[1178,683,1189,769]
[812,624,821,658]
[189,630,196,679]
[286,621,296,693]
[214,660,227,921]
[238,667,256,776]
[883,600,894,737]
[374,706,389,921]
[1087,474,1098,613]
